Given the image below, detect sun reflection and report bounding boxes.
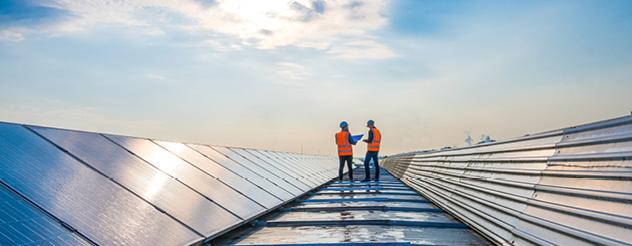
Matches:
[142,141,186,199]
[146,145,182,173]
[159,141,186,156]
[144,172,170,199]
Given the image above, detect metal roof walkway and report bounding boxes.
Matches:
[212,167,489,245]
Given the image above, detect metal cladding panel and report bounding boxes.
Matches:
[0,183,91,246]
[187,144,288,204]
[32,127,242,236]
[230,148,312,191]
[103,135,242,233]
[382,115,632,246]
[211,146,304,196]
[0,123,201,245]
[154,141,269,215]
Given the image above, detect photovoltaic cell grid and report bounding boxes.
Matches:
[0,183,91,246]
[0,122,338,245]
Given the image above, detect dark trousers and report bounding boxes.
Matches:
[338,155,353,181]
[363,151,379,181]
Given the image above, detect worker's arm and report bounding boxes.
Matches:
[349,133,357,145]
[363,129,374,143]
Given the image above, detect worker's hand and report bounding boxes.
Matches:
[362,139,369,143]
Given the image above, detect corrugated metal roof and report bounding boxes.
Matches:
[213,166,489,245]
[382,115,632,245]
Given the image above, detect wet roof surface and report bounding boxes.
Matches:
[213,167,489,245]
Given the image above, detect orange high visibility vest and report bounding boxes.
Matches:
[368,127,381,152]
[336,131,353,156]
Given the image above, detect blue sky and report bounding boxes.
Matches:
[1,0,631,154]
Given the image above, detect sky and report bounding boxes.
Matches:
[1,0,631,155]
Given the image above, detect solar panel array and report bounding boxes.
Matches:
[0,122,338,245]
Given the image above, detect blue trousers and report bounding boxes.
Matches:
[363,151,379,181]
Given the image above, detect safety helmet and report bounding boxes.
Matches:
[367,120,375,126]
[339,121,349,128]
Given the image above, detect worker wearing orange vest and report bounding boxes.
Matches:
[362,120,381,182]
[335,121,357,181]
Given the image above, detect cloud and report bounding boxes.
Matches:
[276,61,310,82]
[327,39,397,60]
[3,0,394,60]
[0,29,25,41]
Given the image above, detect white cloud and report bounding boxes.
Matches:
[276,61,310,81]
[327,39,397,60]
[0,29,26,42]
[22,0,393,60]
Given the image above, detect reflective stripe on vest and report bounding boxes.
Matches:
[368,127,381,152]
[336,131,353,156]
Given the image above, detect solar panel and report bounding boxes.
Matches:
[240,149,317,190]
[99,135,245,227]
[0,183,91,246]
[294,157,336,183]
[32,127,244,236]
[296,153,338,181]
[211,146,304,196]
[0,123,201,245]
[259,150,329,184]
[250,151,315,183]
[158,142,283,210]
[267,151,323,178]
[272,151,328,184]
[229,148,312,192]
[154,140,271,214]
[187,144,294,202]
[285,153,333,178]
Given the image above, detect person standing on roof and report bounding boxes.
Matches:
[362,120,381,182]
[335,121,357,181]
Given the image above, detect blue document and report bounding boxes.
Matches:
[351,134,364,143]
